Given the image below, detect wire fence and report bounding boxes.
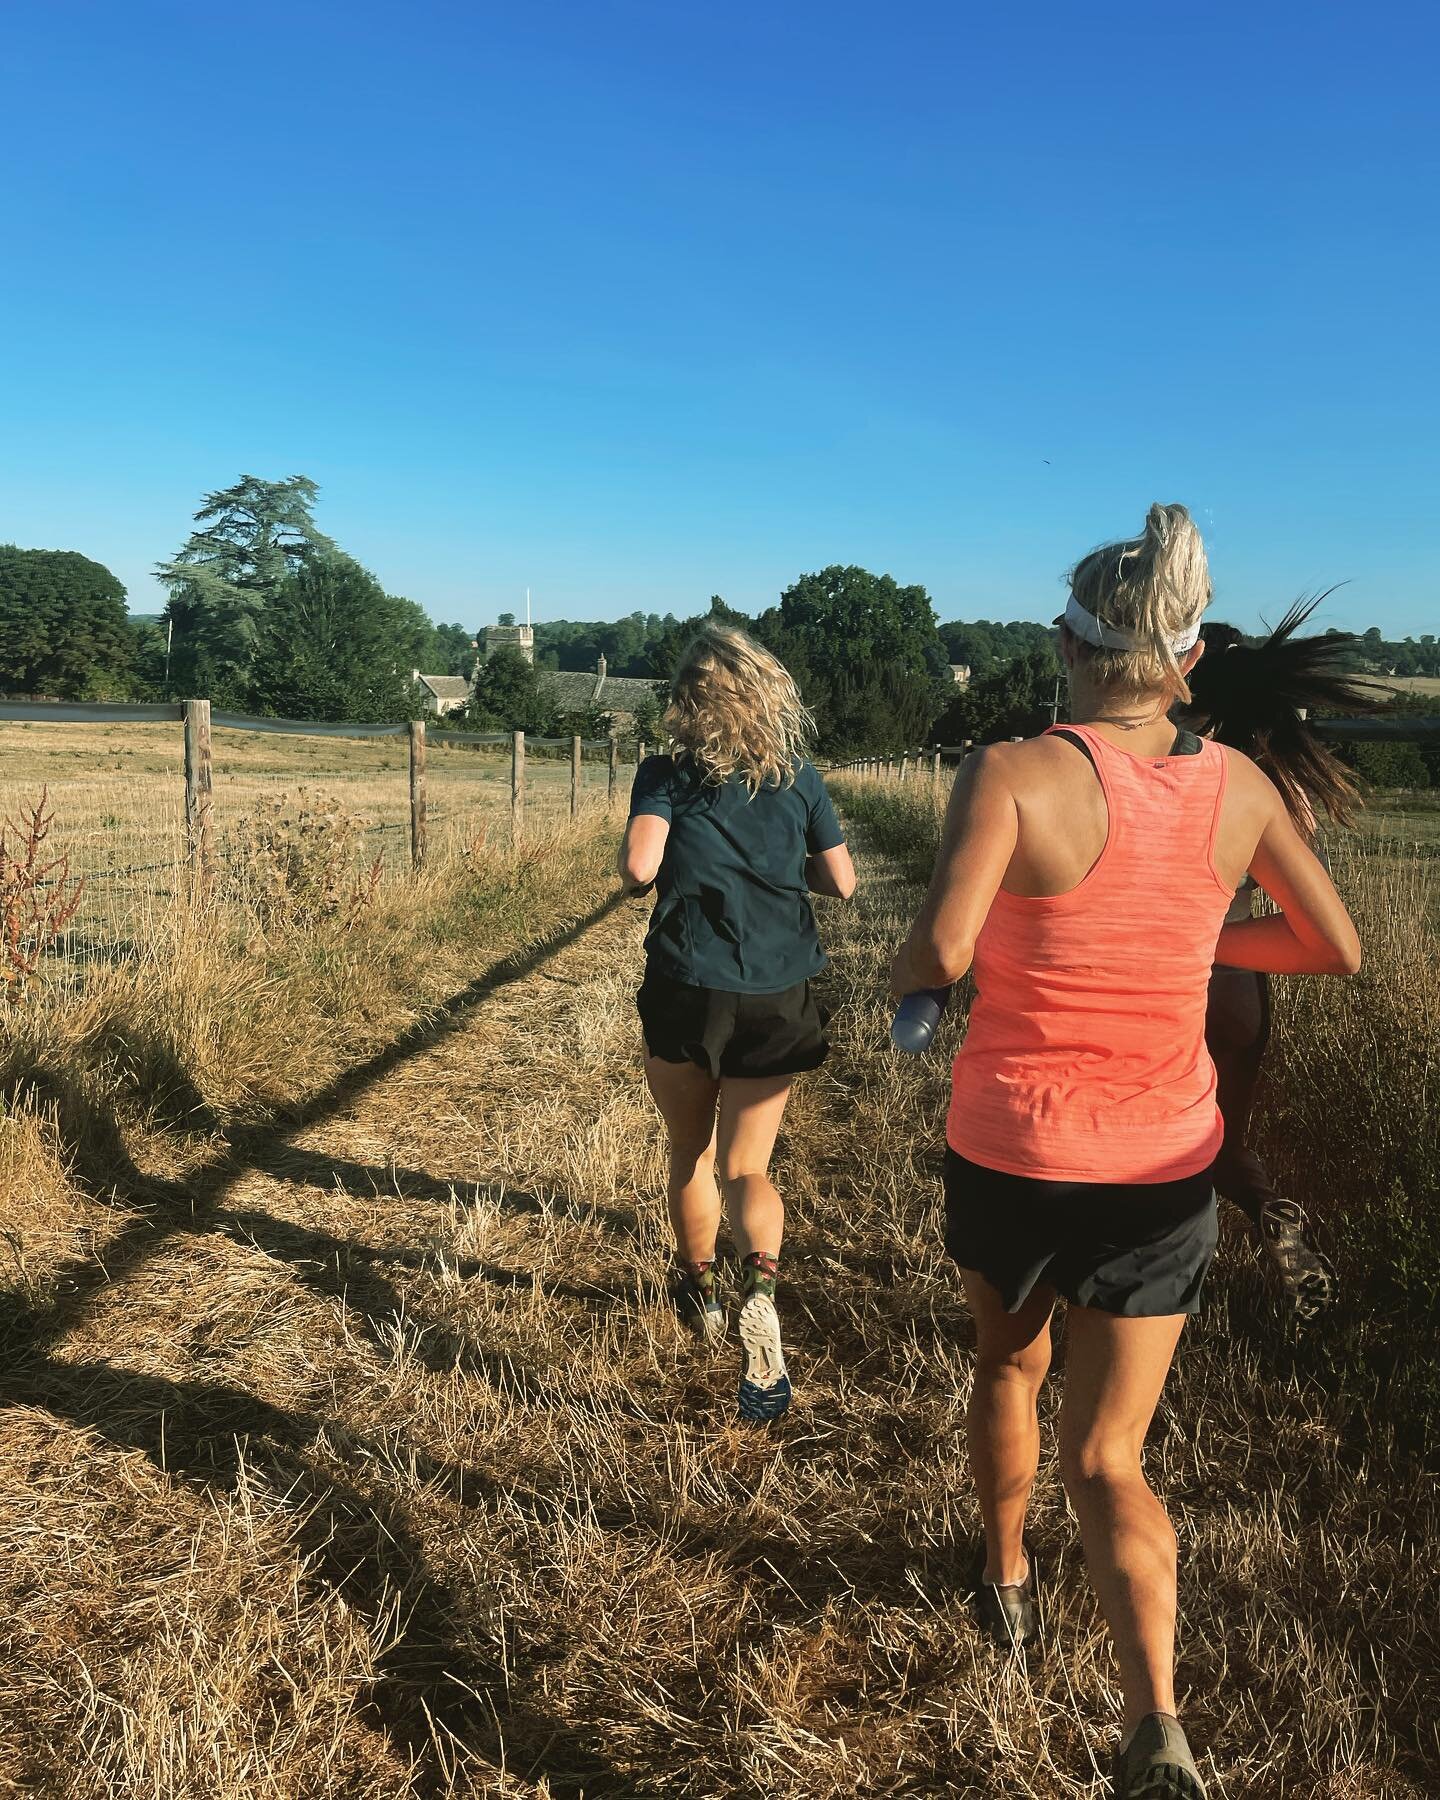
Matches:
[828,714,1440,786]
[0,701,647,955]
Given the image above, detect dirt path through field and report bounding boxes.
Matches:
[4,829,1436,1799]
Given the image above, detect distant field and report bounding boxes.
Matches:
[0,718,620,948]
[1379,675,1440,697]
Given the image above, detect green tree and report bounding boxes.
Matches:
[757,566,949,754]
[127,615,170,698]
[1350,740,1431,789]
[249,556,432,721]
[938,618,1061,680]
[644,597,751,680]
[0,546,134,697]
[430,622,478,676]
[629,693,664,745]
[465,647,556,733]
[158,475,334,699]
[935,647,1061,745]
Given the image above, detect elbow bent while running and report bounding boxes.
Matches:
[807,844,856,900]
[618,814,668,894]
[892,926,975,995]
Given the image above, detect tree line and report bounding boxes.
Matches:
[1,471,1434,776]
[0,476,477,720]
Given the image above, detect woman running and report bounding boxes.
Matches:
[1186,602,1374,1320]
[891,505,1360,1798]
[618,623,855,1423]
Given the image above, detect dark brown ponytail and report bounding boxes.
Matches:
[1187,595,1375,829]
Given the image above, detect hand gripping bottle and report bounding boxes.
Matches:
[890,985,953,1053]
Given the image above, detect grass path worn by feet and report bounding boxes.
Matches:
[2,830,1435,1797]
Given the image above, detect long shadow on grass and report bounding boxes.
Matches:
[0,889,627,1366]
[207,1206,643,1404]
[0,890,648,1796]
[255,1144,639,1239]
[5,1351,641,1799]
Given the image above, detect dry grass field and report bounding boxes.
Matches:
[0,761,1436,1797]
[1373,676,1440,698]
[0,719,616,950]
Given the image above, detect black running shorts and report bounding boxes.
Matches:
[943,1147,1218,1317]
[637,972,829,1080]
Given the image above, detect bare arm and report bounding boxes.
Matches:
[806,842,856,899]
[891,748,1018,993]
[1216,790,1361,975]
[618,813,669,895]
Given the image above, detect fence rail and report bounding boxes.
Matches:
[828,714,1440,782]
[0,698,636,889]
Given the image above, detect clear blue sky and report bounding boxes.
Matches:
[2,0,1436,637]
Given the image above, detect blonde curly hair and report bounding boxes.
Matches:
[663,623,814,793]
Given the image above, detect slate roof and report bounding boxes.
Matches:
[541,670,663,714]
[416,674,473,701]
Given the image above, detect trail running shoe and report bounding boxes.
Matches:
[737,1291,791,1423]
[672,1272,725,1345]
[1258,1198,1334,1321]
[967,1544,1040,1649]
[1111,1713,1208,1799]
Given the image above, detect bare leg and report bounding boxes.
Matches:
[715,1075,794,1260]
[1058,1307,1189,1736]
[643,1054,720,1261]
[959,1269,1055,1585]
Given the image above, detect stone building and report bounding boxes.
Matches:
[483,623,535,664]
[412,673,473,716]
[541,653,661,733]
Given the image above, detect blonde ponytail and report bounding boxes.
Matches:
[1067,503,1212,704]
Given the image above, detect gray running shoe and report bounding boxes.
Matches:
[1259,1198,1334,1321]
[1112,1713,1208,1799]
[672,1271,725,1344]
[967,1544,1039,1648]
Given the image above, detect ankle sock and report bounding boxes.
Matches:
[681,1257,717,1299]
[741,1251,779,1299]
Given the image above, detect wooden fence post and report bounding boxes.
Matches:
[571,734,582,818]
[511,729,525,841]
[608,734,619,808]
[638,740,647,766]
[408,718,427,870]
[932,746,941,782]
[962,738,973,757]
[899,751,909,783]
[182,698,214,897]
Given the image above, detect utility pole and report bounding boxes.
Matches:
[1050,674,1062,726]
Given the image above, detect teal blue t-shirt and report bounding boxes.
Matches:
[629,755,845,994]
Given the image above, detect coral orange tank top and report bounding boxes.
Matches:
[947,724,1235,1185]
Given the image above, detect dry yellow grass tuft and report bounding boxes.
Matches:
[0,772,1436,1796]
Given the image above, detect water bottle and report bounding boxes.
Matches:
[891,985,953,1053]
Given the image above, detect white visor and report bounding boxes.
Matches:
[1062,592,1201,656]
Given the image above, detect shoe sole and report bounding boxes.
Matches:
[1114,1770,1207,1799]
[737,1293,790,1422]
[1289,1265,1334,1320]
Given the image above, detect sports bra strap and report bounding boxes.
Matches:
[1048,723,1203,762]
